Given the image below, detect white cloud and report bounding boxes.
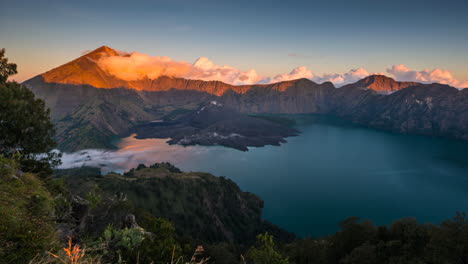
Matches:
[191,57,263,85]
[266,66,314,83]
[96,50,467,88]
[97,52,194,81]
[98,52,263,85]
[311,68,373,86]
[264,67,382,87]
[387,64,468,88]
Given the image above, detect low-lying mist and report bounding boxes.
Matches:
[59,135,216,174]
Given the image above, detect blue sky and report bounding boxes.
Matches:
[1,0,467,84]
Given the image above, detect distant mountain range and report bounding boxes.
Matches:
[23,46,468,151]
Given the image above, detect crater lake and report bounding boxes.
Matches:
[60,115,468,237]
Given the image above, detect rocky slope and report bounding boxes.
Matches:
[23,46,468,151]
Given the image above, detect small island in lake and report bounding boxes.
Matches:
[131,101,299,151]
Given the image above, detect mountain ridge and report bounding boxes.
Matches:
[28,46,428,95]
[27,46,462,95]
[22,46,468,151]
[27,46,325,95]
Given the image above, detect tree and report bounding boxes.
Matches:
[246,232,289,264]
[340,242,378,264]
[427,212,468,263]
[329,216,377,262]
[285,238,331,264]
[0,49,17,83]
[136,210,182,264]
[0,48,60,174]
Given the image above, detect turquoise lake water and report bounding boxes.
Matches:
[61,116,468,237]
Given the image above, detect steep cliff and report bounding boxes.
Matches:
[56,164,294,243]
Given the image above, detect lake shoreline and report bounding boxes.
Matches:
[59,115,468,237]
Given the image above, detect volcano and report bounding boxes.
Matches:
[21,46,468,152]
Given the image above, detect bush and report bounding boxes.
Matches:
[100,225,145,262]
[246,232,289,264]
[0,157,56,263]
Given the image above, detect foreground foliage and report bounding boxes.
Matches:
[3,156,468,263]
[286,214,468,264]
[0,49,60,175]
[0,157,55,263]
[246,233,289,264]
[4,159,468,263]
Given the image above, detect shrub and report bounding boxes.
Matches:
[0,157,56,263]
[246,232,289,264]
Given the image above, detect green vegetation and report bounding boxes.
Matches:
[0,49,17,83]
[284,214,468,264]
[3,48,468,263]
[0,49,60,175]
[0,157,55,263]
[100,225,146,262]
[246,233,289,264]
[59,164,288,244]
[123,162,182,176]
[43,165,468,264]
[4,154,468,263]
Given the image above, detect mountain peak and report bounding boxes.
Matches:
[83,45,120,59]
[354,74,419,92]
[94,45,115,52]
[36,45,122,88]
[362,74,395,82]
